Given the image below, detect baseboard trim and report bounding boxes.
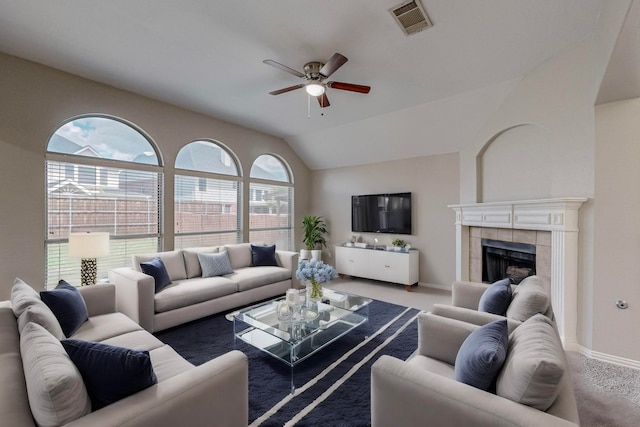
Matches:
[576,344,640,371]
[417,282,451,291]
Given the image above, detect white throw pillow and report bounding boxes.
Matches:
[198,251,234,277]
[20,322,91,426]
[11,277,40,318]
[183,246,220,278]
[496,314,565,410]
[18,302,65,340]
[505,276,549,322]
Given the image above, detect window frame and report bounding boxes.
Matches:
[45,115,163,289]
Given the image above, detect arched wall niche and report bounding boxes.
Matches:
[476,123,553,202]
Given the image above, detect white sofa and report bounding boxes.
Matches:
[2,281,248,427]
[109,243,300,332]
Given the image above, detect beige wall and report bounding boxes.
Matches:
[594,98,640,360]
[310,153,459,287]
[0,52,311,298]
[459,0,635,360]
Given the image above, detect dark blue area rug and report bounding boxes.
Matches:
[156,300,420,426]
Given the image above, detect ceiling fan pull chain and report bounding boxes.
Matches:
[307,94,311,119]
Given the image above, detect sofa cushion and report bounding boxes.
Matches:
[183,246,220,278]
[496,314,565,411]
[11,277,41,318]
[140,257,172,292]
[17,302,65,340]
[455,319,508,391]
[154,277,238,313]
[251,244,278,267]
[70,312,142,342]
[198,251,234,277]
[40,280,89,337]
[62,340,157,410]
[133,250,187,281]
[149,344,195,382]
[478,278,512,315]
[227,266,291,292]
[224,243,252,269]
[506,276,550,322]
[20,322,91,426]
[100,329,166,352]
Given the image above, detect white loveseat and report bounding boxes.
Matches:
[2,280,248,427]
[109,243,300,332]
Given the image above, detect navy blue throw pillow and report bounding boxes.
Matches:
[251,244,278,267]
[455,319,508,391]
[40,280,89,337]
[140,257,171,292]
[62,340,157,410]
[478,278,512,315]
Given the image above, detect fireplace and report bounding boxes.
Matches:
[449,198,587,349]
[482,239,536,284]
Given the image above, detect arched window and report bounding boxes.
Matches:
[249,154,294,249]
[46,116,162,288]
[175,140,242,247]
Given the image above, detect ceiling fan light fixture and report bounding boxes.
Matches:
[305,82,325,96]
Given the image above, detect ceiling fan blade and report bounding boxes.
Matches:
[268,84,304,95]
[317,93,330,108]
[319,53,348,78]
[263,59,305,78]
[327,81,371,94]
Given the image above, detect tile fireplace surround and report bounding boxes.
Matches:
[449,198,587,350]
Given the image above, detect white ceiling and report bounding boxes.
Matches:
[0,0,636,169]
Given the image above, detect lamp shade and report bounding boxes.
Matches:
[68,232,110,258]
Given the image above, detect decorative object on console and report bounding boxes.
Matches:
[68,232,110,286]
[296,259,338,301]
[302,215,328,261]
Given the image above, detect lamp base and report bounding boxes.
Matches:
[80,258,97,286]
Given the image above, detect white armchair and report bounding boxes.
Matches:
[370,312,579,427]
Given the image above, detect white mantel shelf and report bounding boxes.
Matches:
[449,197,588,350]
[449,198,588,232]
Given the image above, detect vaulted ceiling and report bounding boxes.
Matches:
[0,0,637,169]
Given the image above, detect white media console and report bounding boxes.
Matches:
[335,245,419,291]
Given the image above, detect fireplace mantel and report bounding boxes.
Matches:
[449,198,588,349]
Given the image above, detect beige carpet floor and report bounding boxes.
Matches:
[325,277,640,426]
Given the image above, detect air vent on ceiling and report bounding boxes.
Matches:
[389,0,433,36]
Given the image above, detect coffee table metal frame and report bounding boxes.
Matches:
[232,289,371,393]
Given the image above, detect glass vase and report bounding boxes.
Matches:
[307,280,323,301]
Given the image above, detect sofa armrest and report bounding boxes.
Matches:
[108,268,155,332]
[371,355,578,427]
[64,350,248,427]
[451,280,490,309]
[276,250,300,288]
[417,312,477,365]
[77,283,116,317]
[431,304,523,334]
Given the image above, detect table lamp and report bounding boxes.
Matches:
[68,232,110,286]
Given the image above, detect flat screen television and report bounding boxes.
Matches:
[351,192,412,235]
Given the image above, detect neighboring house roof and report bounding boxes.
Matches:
[47,133,82,153]
[250,163,285,181]
[176,143,237,175]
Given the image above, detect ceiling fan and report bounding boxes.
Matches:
[263,53,371,108]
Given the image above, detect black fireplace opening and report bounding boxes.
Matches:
[482,239,536,284]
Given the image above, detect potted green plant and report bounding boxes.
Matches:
[392,238,406,252]
[302,215,328,260]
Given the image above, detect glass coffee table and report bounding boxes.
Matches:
[232,288,372,393]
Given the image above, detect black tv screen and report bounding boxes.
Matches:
[352,192,412,235]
